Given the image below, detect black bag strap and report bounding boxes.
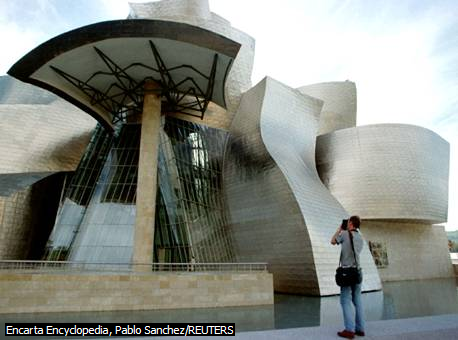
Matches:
[337,230,360,268]
[349,230,359,268]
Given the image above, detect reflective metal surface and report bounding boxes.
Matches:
[316,124,449,223]
[298,81,357,135]
[224,77,381,296]
[0,76,95,260]
[0,76,96,193]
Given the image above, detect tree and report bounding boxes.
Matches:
[448,239,458,252]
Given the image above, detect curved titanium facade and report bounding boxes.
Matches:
[298,81,357,135]
[1,0,452,300]
[224,77,381,295]
[0,75,56,104]
[0,76,96,260]
[0,77,96,194]
[316,124,449,223]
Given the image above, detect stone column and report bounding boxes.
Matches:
[133,82,161,271]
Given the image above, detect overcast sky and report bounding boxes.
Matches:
[0,0,457,231]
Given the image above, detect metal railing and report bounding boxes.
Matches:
[0,260,267,273]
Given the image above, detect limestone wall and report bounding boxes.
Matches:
[0,271,273,313]
[362,220,454,281]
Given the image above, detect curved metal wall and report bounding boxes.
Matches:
[0,77,96,259]
[298,81,357,135]
[224,77,381,295]
[0,75,55,105]
[0,77,96,194]
[316,124,449,223]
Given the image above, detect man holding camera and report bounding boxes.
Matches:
[331,215,365,339]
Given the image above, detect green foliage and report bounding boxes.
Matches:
[447,231,458,253]
[46,247,69,261]
[447,231,458,242]
[449,241,458,253]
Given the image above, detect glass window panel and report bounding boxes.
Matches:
[153,117,235,264]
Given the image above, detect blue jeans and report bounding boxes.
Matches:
[340,283,365,332]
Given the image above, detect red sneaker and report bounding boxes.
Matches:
[355,330,365,336]
[337,330,355,339]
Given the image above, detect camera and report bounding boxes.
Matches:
[341,219,348,230]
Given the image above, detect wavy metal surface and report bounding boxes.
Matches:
[0,76,96,194]
[224,77,381,295]
[298,81,357,135]
[316,124,449,223]
[0,76,96,259]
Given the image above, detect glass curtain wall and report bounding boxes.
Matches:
[155,117,235,263]
[44,116,234,265]
[44,124,113,260]
[67,124,140,263]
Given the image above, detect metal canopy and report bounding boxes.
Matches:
[8,20,240,131]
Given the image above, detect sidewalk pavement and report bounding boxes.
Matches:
[147,313,458,339]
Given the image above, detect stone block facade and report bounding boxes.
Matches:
[361,221,454,281]
[0,271,273,313]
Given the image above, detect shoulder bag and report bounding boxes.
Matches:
[335,231,363,287]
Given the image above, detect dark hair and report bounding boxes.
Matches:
[349,215,361,229]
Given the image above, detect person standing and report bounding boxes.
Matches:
[331,215,365,339]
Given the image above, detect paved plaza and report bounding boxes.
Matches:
[146,314,458,340]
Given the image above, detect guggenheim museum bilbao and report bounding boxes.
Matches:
[0,0,454,299]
